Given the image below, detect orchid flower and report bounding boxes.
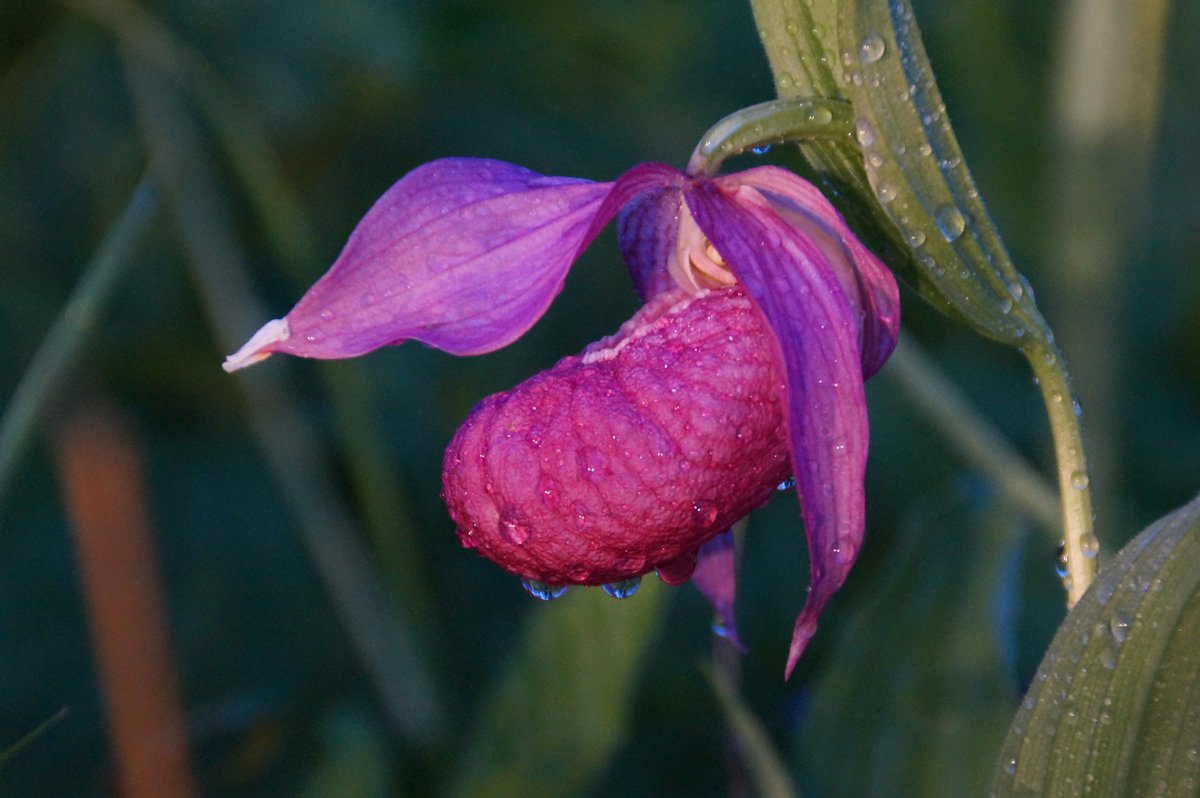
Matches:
[224,157,899,677]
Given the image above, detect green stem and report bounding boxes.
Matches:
[687,97,855,176]
[0,171,157,508]
[1024,338,1097,606]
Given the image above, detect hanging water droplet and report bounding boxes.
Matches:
[1055,543,1070,578]
[777,476,796,491]
[1080,532,1100,558]
[854,118,876,147]
[522,579,567,601]
[602,576,642,599]
[858,31,886,63]
[1071,470,1090,490]
[751,144,771,155]
[934,205,966,241]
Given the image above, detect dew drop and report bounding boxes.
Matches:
[499,513,530,545]
[811,106,833,125]
[1080,532,1100,558]
[907,230,927,247]
[1109,611,1130,643]
[777,476,796,491]
[854,118,876,147]
[712,618,733,639]
[319,308,334,321]
[522,579,567,601]
[602,577,642,599]
[858,31,886,63]
[935,205,967,242]
[1071,470,1090,490]
[1004,758,1017,776]
[1055,543,1070,578]
[751,144,771,155]
[693,500,719,527]
[877,183,898,203]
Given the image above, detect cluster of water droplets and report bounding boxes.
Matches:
[519,575,644,602]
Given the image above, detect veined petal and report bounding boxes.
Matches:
[685,180,871,679]
[617,184,685,302]
[225,158,639,371]
[731,166,900,378]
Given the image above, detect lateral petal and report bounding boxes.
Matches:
[685,179,871,679]
[224,158,664,371]
[733,166,899,378]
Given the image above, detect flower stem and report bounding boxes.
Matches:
[688,96,854,176]
[1023,336,1096,606]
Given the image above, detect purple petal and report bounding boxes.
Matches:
[685,179,871,679]
[225,159,676,371]
[733,166,899,377]
[691,531,746,652]
[617,185,685,302]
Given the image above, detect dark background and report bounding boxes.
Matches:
[1,0,1197,795]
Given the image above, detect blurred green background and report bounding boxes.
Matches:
[1,0,1197,795]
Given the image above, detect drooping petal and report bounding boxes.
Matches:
[441,286,791,587]
[685,179,874,679]
[691,531,746,651]
[733,166,900,377]
[223,159,678,371]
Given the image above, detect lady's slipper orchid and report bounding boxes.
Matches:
[224,157,899,677]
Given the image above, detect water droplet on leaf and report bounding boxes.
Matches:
[858,32,886,63]
[935,205,967,241]
[854,118,876,147]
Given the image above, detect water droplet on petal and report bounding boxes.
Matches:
[858,31,886,63]
[319,308,334,321]
[777,476,796,491]
[602,577,642,599]
[522,579,567,601]
[692,500,719,527]
[499,513,530,545]
[935,205,967,241]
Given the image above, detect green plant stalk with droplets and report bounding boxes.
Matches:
[733,0,1097,604]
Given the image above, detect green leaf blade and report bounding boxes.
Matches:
[994,495,1200,797]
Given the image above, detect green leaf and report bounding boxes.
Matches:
[747,0,1049,347]
[446,581,667,798]
[994,494,1200,797]
[798,483,1020,797]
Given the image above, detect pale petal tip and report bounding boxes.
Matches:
[222,318,290,373]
